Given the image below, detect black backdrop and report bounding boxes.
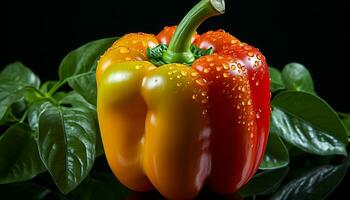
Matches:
[0,0,348,198]
[1,0,348,112]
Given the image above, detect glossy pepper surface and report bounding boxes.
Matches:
[96,0,270,199]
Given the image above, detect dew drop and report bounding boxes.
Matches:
[135,65,142,69]
[231,39,238,44]
[202,109,208,115]
[256,111,261,119]
[254,61,260,68]
[191,71,199,77]
[244,46,252,51]
[181,71,188,76]
[201,99,208,104]
[196,78,207,86]
[223,72,230,78]
[142,41,147,47]
[119,47,129,53]
[247,99,252,105]
[216,66,223,71]
[204,68,211,73]
[206,57,214,62]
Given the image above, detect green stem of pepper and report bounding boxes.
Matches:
[162,0,225,64]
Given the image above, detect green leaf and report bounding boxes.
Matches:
[239,167,289,197]
[58,37,117,105]
[25,86,45,103]
[259,132,289,170]
[27,100,53,132]
[59,91,96,111]
[40,81,58,93]
[270,162,349,200]
[59,91,104,157]
[0,123,46,183]
[281,62,314,92]
[38,103,97,194]
[0,62,40,122]
[0,182,52,200]
[269,67,285,92]
[272,91,348,156]
[340,117,350,137]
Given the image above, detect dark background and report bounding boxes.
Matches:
[0,0,348,198]
[0,0,348,112]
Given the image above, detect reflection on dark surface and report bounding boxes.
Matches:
[125,188,243,200]
[0,155,348,200]
[81,154,350,200]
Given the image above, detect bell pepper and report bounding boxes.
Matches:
[96,0,270,199]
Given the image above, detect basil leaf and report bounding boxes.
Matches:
[272,91,348,156]
[281,63,314,93]
[239,167,289,197]
[0,62,40,123]
[259,132,289,170]
[58,37,117,105]
[0,123,46,183]
[269,67,285,92]
[38,103,97,194]
[270,162,349,200]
